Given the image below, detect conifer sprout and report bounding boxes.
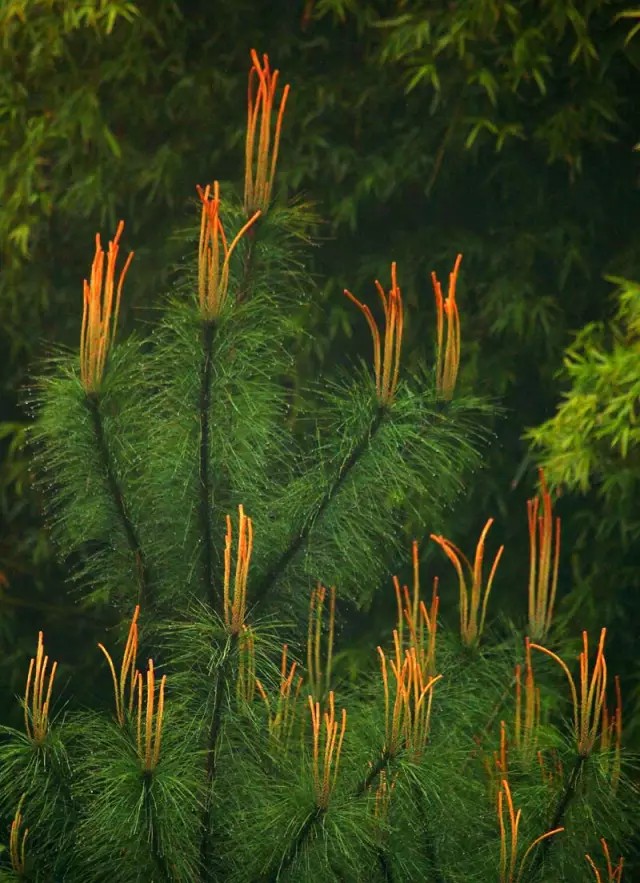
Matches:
[1,48,636,883]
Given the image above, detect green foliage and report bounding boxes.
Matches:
[2,0,640,809]
[0,61,637,878]
[526,276,640,494]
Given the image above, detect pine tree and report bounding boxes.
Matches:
[0,50,635,883]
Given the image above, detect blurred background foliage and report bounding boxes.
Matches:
[1,0,639,745]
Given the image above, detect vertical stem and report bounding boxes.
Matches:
[143,772,174,882]
[412,782,446,883]
[199,320,217,610]
[526,754,586,879]
[199,644,234,881]
[86,394,150,608]
[235,228,257,306]
[253,404,387,608]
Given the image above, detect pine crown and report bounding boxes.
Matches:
[0,50,634,883]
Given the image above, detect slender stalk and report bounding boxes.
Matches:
[199,642,235,882]
[260,746,394,880]
[235,225,258,306]
[143,773,174,882]
[199,320,217,610]
[355,748,392,798]
[412,782,446,883]
[526,754,586,878]
[258,806,325,883]
[86,394,150,607]
[253,404,387,607]
[378,848,395,883]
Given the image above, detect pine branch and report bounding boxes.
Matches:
[526,754,586,879]
[144,773,175,883]
[377,848,395,883]
[199,320,217,610]
[258,806,325,883]
[253,403,388,608]
[85,393,150,608]
[236,223,258,306]
[199,639,236,882]
[412,781,446,883]
[355,748,393,798]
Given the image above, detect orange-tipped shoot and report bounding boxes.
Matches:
[80,220,133,393]
[24,631,57,745]
[134,658,166,772]
[197,182,260,320]
[527,468,561,641]
[530,628,608,757]
[430,518,504,648]
[344,262,404,407]
[306,582,336,701]
[432,253,462,400]
[308,690,347,809]
[244,48,290,214]
[223,504,253,634]
[497,778,564,882]
[585,838,624,882]
[9,795,28,875]
[98,605,140,726]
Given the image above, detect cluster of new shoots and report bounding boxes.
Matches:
[308,690,347,810]
[223,504,253,634]
[377,541,442,759]
[255,643,303,752]
[23,631,57,745]
[306,582,336,701]
[585,838,624,882]
[530,628,608,758]
[431,518,504,649]
[344,262,404,407]
[197,183,261,320]
[527,468,561,641]
[373,769,397,827]
[244,48,290,215]
[98,605,140,726]
[514,637,541,764]
[497,778,564,883]
[599,675,623,790]
[9,795,28,875]
[393,539,439,677]
[432,253,462,400]
[79,220,133,394]
[134,658,166,773]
